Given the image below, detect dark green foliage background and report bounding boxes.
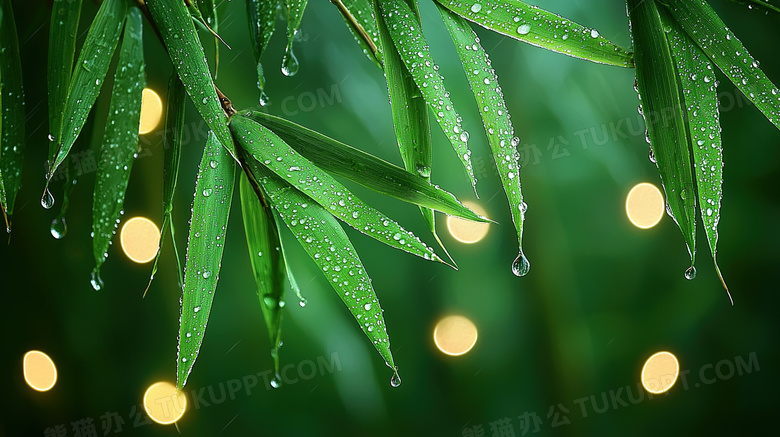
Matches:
[1,0,778,435]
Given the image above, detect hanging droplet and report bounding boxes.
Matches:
[298,297,308,308]
[258,88,271,107]
[50,215,68,239]
[90,268,104,291]
[281,45,299,77]
[41,188,55,210]
[684,266,697,280]
[390,367,402,388]
[511,251,530,277]
[270,374,282,389]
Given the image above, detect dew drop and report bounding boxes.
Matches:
[50,215,68,239]
[270,374,282,389]
[684,266,697,280]
[390,367,402,388]
[470,3,482,13]
[590,29,600,38]
[281,46,300,77]
[41,188,55,210]
[511,252,530,277]
[517,24,531,35]
[90,268,104,291]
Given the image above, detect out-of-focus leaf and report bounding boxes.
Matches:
[146,0,236,159]
[146,72,186,295]
[246,0,279,104]
[195,0,217,29]
[332,0,382,66]
[728,0,780,15]
[661,0,780,130]
[243,112,485,222]
[377,0,476,191]
[239,173,285,382]
[47,0,83,157]
[230,114,450,265]
[439,7,530,276]
[282,0,308,76]
[627,0,697,274]
[90,7,145,291]
[0,0,25,223]
[665,14,732,302]
[178,132,237,390]
[435,0,634,68]
[46,0,127,194]
[248,162,401,387]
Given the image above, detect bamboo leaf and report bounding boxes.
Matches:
[146,0,236,159]
[661,0,780,130]
[47,0,83,157]
[146,72,186,295]
[239,173,285,382]
[0,0,25,223]
[627,0,697,274]
[376,0,477,191]
[195,0,217,29]
[728,0,780,15]
[90,7,145,291]
[246,0,280,104]
[331,0,383,66]
[229,114,448,265]
[45,0,127,194]
[665,15,732,302]
[435,0,634,68]
[248,163,400,386]
[178,132,237,390]
[282,0,308,76]
[242,112,485,222]
[438,6,530,276]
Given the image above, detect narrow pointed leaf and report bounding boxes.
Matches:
[282,0,308,76]
[146,0,236,159]
[178,133,237,390]
[90,7,145,290]
[246,0,280,104]
[665,17,731,301]
[195,0,217,29]
[661,0,780,130]
[47,0,83,156]
[377,0,476,190]
[332,0,383,66]
[0,0,25,220]
[242,112,484,222]
[627,0,697,270]
[439,7,530,276]
[727,0,780,15]
[434,0,634,68]
[249,163,398,382]
[230,114,446,265]
[239,174,285,378]
[47,0,127,184]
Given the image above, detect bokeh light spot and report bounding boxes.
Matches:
[447,201,489,244]
[120,217,160,263]
[139,88,163,135]
[641,351,680,394]
[23,350,57,392]
[433,315,478,356]
[143,381,187,425]
[626,182,665,229]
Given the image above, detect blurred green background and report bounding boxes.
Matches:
[2,0,779,435]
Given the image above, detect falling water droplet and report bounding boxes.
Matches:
[390,367,401,388]
[684,266,697,280]
[270,374,282,389]
[299,297,307,308]
[90,268,104,291]
[511,252,530,277]
[258,88,271,107]
[281,46,299,77]
[50,215,68,239]
[41,188,55,210]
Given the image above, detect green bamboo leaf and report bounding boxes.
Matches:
[0,0,25,224]
[434,0,634,68]
[146,0,236,159]
[331,0,383,66]
[0,61,5,231]
[376,0,477,191]
[45,0,127,199]
[230,114,448,265]
[239,173,286,383]
[665,15,732,302]
[195,0,217,29]
[628,0,697,276]
[47,0,83,158]
[90,7,145,291]
[438,6,530,276]
[282,0,308,76]
[178,132,237,390]
[246,0,280,105]
[728,0,780,15]
[243,112,485,222]
[661,0,780,130]
[146,72,186,295]
[248,163,401,387]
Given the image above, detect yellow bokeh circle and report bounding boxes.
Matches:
[447,201,490,244]
[120,217,161,263]
[433,315,479,356]
[23,350,58,392]
[641,351,680,394]
[626,182,665,229]
[139,88,163,135]
[143,381,187,425]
